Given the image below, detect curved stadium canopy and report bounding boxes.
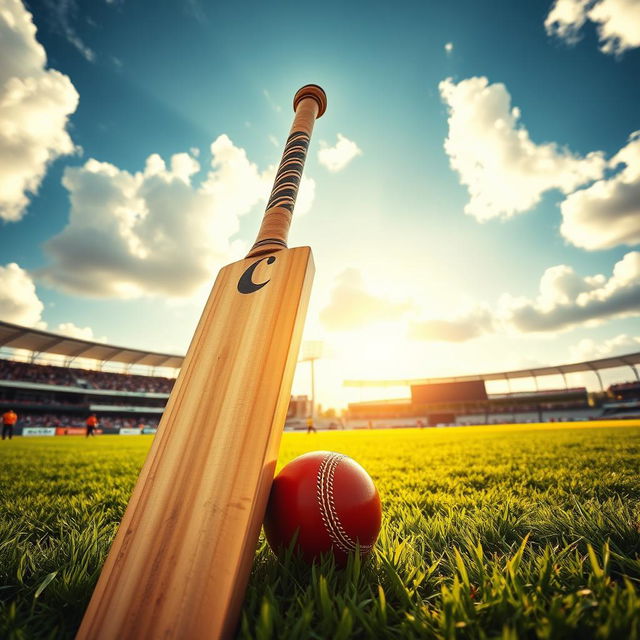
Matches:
[0,320,184,369]
[344,352,640,387]
[1,319,639,384]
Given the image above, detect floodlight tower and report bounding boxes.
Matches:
[300,341,323,421]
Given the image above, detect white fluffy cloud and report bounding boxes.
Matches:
[39,135,315,298]
[440,76,640,250]
[409,307,495,343]
[320,255,640,342]
[409,252,640,341]
[570,333,640,361]
[560,131,640,249]
[0,0,79,222]
[318,134,362,172]
[55,322,105,342]
[503,252,640,332]
[0,263,106,340]
[545,0,640,55]
[320,268,411,331]
[439,77,605,221]
[545,0,590,44]
[0,262,45,326]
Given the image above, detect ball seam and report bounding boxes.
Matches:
[316,453,373,554]
[317,453,353,553]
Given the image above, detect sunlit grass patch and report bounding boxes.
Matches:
[1,422,639,638]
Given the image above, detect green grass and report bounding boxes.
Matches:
[1,422,639,639]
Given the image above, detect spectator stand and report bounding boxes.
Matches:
[0,320,182,435]
[345,352,640,428]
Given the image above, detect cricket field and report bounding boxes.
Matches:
[1,421,639,638]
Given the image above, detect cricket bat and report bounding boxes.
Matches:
[76,84,327,640]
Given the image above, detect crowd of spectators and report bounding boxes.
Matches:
[609,381,640,402]
[16,412,160,430]
[0,392,165,410]
[0,359,175,394]
[483,400,590,414]
[0,391,82,407]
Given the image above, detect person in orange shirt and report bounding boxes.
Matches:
[2,409,18,440]
[86,414,98,438]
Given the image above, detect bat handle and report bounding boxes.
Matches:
[247,84,327,258]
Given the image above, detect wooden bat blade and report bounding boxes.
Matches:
[77,246,314,640]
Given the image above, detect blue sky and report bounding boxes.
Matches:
[1,0,639,408]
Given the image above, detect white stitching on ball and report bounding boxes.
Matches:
[316,453,373,554]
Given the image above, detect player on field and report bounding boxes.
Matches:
[86,414,98,437]
[2,409,17,440]
[306,415,316,434]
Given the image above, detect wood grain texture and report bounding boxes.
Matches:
[76,247,314,640]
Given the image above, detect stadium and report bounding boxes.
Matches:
[3,318,639,437]
[0,320,315,436]
[345,354,640,427]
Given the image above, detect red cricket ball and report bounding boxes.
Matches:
[263,451,382,565]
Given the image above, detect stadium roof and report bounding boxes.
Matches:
[2,317,639,384]
[0,320,184,369]
[344,352,640,388]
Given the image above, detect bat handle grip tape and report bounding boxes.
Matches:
[247,85,327,258]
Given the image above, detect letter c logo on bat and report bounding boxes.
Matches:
[237,256,276,294]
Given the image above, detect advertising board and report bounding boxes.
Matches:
[22,427,56,437]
